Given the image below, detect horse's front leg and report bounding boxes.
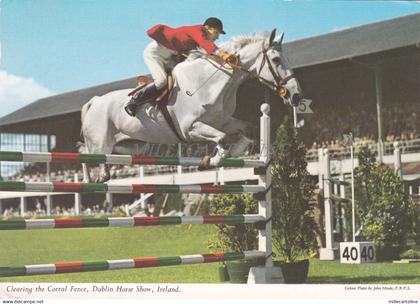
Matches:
[222,117,254,157]
[188,121,228,168]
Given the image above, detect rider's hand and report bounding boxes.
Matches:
[216,50,239,65]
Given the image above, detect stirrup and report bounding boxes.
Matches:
[124,96,144,116]
[124,102,137,117]
[125,83,158,116]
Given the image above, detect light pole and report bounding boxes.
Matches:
[343,132,356,242]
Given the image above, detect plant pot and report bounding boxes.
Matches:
[218,264,230,282]
[376,246,401,262]
[275,259,309,284]
[226,260,261,283]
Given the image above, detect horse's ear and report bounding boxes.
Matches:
[278,32,284,45]
[269,29,276,46]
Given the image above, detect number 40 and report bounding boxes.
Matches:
[342,246,358,261]
[361,246,374,260]
[342,246,374,261]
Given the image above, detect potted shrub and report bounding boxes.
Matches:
[270,116,316,283]
[207,193,263,283]
[354,147,415,261]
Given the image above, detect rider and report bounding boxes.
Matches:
[125,17,237,116]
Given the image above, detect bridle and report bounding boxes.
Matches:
[213,43,296,98]
[255,44,296,97]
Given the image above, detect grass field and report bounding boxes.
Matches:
[0,225,419,284]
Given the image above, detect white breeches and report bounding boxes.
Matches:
[143,41,177,89]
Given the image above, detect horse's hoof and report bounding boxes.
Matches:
[198,156,211,171]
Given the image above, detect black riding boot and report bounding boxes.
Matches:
[125,83,159,116]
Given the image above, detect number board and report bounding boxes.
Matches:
[339,242,376,264]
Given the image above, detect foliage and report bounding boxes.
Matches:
[111,208,128,217]
[400,249,420,259]
[207,193,258,252]
[413,205,420,245]
[271,116,316,263]
[354,146,415,252]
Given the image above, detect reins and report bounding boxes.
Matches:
[198,46,296,96]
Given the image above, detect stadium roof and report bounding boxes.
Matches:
[283,12,420,68]
[1,12,420,128]
[0,77,138,128]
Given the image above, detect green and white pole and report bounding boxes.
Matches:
[0,214,265,230]
[0,251,265,277]
[0,151,264,168]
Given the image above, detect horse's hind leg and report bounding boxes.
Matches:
[78,143,92,183]
[222,117,254,157]
[188,121,228,168]
[82,123,117,183]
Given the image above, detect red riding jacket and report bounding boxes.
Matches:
[147,24,217,55]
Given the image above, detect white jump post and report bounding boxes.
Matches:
[248,103,283,284]
[393,141,402,180]
[46,162,51,216]
[259,103,272,266]
[177,143,182,175]
[339,174,348,242]
[319,148,335,260]
[74,173,82,216]
[20,196,26,217]
[105,193,113,213]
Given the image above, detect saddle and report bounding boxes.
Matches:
[128,75,185,142]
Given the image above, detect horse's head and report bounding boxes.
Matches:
[250,29,304,106]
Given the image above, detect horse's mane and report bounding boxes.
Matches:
[186,31,270,61]
[219,31,270,52]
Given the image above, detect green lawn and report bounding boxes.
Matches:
[0,225,418,283]
[307,259,419,284]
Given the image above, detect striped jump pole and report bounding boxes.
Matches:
[0,251,265,277]
[0,181,265,194]
[0,214,265,230]
[0,151,264,168]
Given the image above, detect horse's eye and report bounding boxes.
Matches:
[272,57,282,65]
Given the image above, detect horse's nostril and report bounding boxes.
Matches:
[292,94,303,106]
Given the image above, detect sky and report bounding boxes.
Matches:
[1,0,420,118]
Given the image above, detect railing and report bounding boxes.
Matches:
[305,138,420,162]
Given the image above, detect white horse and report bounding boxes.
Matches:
[80,29,304,182]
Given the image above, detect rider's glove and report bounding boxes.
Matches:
[216,50,239,65]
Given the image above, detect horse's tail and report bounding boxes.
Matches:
[81,97,95,126]
[78,97,95,153]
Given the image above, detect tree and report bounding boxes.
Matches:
[271,116,316,263]
[355,146,414,255]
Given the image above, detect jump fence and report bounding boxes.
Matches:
[0,104,273,282]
